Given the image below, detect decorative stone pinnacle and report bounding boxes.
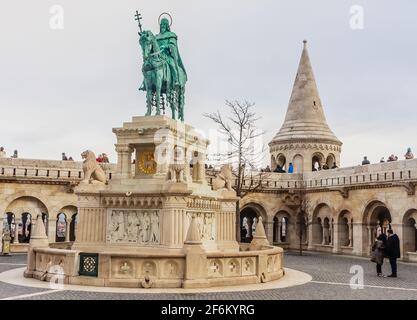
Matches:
[184,216,202,245]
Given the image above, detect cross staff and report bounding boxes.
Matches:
[134,10,143,33]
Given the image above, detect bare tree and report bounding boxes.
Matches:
[204,100,269,241]
[297,190,311,256]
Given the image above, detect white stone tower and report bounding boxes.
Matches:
[269,40,342,173]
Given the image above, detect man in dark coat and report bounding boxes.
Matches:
[386,229,400,277]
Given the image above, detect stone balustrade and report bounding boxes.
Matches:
[1,157,416,191]
[0,158,116,182]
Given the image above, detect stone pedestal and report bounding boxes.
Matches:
[25,115,284,288]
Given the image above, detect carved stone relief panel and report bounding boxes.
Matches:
[107,209,160,244]
[186,211,215,241]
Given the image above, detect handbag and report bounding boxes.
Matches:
[370,250,377,263]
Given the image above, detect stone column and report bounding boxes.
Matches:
[276,221,282,244]
[115,144,133,179]
[321,222,326,245]
[352,222,363,256]
[330,221,334,246]
[348,220,353,247]
[332,222,339,253]
[14,219,19,243]
[304,221,309,245]
[265,220,273,244]
[48,217,57,243]
[367,226,373,254]
[307,220,314,250]
[415,224,417,252]
[367,226,372,245]
[65,219,71,241]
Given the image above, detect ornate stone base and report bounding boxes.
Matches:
[24,245,284,288]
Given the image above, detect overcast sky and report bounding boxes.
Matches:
[0,0,416,167]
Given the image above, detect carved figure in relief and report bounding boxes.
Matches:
[117,211,126,240]
[206,214,215,240]
[149,212,159,243]
[109,212,120,242]
[127,214,139,242]
[139,211,151,243]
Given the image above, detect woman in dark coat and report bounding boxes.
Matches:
[371,234,387,277]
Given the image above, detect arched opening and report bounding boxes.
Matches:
[240,204,266,243]
[56,205,78,242]
[273,211,290,244]
[20,212,32,243]
[403,209,417,253]
[292,154,304,173]
[69,213,78,241]
[338,210,353,247]
[315,217,323,244]
[312,153,324,171]
[56,213,67,242]
[326,154,336,169]
[4,196,48,243]
[312,204,332,246]
[363,201,392,253]
[276,154,286,171]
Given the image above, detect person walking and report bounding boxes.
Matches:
[371,233,387,277]
[386,229,400,277]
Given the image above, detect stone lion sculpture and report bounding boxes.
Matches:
[212,164,233,191]
[81,150,107,184]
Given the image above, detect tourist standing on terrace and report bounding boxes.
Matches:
[0,147,6,158]
[386,229,400,278]
[361,156,370,165]
[288,163,294,173]
[11,150,18,158]
[405,147,414,160]
[371,233,387,277]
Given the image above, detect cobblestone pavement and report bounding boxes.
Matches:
[1,252,417,300]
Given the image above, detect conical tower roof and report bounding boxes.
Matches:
[270,40,341,146]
